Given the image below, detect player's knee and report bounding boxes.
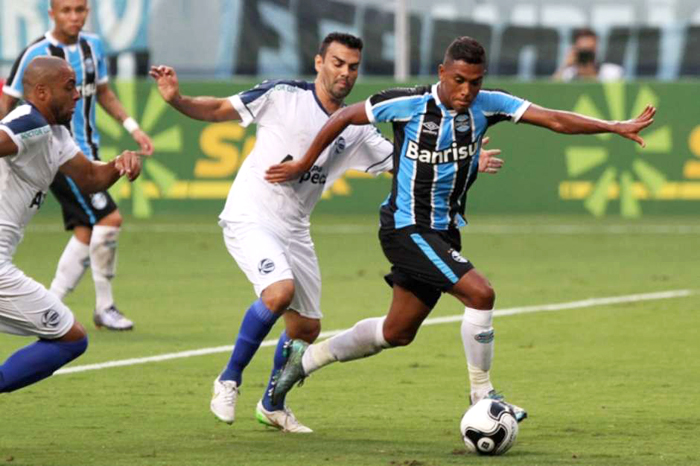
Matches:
[59,321,88,342]
[288,320,320,343]
[383,327,417,347]
[100,210,122,228]
[471,283,495,310]
[261,282,295,313]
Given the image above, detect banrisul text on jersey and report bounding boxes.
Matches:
[366,84,530,231]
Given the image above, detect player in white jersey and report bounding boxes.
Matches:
[0,56,142,393]
[151,33,504,433]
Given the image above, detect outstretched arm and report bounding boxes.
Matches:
[520,104,656,147]
[59,151,142,194]
[97,83,154,156]
[149,65,240,122]
[265,102,370,182]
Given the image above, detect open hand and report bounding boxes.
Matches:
[149,65,181,103]
[265,160,306,183]
[615,105,656,147]
[477,136,504,174]
[114,150,143,182]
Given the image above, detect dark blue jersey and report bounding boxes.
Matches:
[365,84,530,230]
[3,32,109,160]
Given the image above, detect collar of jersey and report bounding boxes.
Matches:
[431,82,459,117]
[45,31,81,50]
[308,83,331,117]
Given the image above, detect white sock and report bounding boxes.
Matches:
[302,317,390,375]
[50,236,90,300]
[461,307,495,400]
[90,225,120,312]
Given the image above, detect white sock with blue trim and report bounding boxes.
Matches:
[302,317,389,374]
[462,307,495,401]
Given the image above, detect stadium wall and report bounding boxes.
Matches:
[36,80,698,220]
[2,0,700,79]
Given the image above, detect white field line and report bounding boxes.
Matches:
[55,289,693,376]
[26,223,700,235]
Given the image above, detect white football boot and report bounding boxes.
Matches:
[210,377,239,424]
[255,400,313,433]
[93,305,134,331]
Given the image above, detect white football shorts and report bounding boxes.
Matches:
[221,221,322,319]
[0,262,75,338]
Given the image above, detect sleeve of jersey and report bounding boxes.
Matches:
[2,46,48,98]
[95,37,109,84]
[228,82,277,128]
[365,89,423,124]
[0,125,24,155]
[480,91,531,126]
[346,127,393,175]
[56,128,81,165]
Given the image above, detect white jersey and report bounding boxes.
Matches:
[0,104,80,262]
[220,80,393,230]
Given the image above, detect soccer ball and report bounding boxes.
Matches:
[460,399,519,455]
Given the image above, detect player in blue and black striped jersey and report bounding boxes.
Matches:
[267,36,656,425]
[0,0,154,331]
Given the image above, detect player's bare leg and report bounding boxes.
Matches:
[271,284,431,404]
[211,280,293,424]
[449,269,527,422]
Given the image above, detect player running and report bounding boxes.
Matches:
[266,36,656,423]
[151,33,505,433]
[0,56,142,393]
[0,0,154,331]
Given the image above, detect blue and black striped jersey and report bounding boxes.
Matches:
[365,84,530,230]
[3,32,109,160]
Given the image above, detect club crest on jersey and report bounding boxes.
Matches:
[455,114,470,132]
[333,136,346,155]
[406,139,478,164]
[422,121,440,135]
[258,259,275,275]
[84,57,95,74]
[448,248,469,263]
[41,309,61,328]
[90,193,108,210]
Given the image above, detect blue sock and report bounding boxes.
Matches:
[262,330,291,411]
[220,299,280,386]
[0,337,88,393]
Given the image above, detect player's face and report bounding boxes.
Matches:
[316,42,361,101]
[50,67,80,125]
[50,0,89,41]
[438,60,485,113]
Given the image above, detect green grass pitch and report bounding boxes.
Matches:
[1,213,698,466]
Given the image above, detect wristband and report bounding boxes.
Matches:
[123,117,140,133]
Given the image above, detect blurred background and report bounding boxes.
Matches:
[1,0,698,220]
